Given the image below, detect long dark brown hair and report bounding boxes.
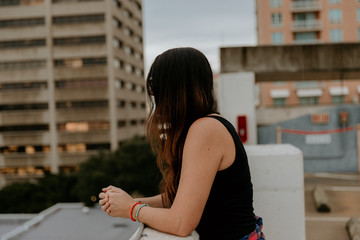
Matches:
[146,48,217,207]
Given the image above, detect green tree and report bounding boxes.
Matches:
[0,183,47,213]
[76,137,161,206]
[38,173,79,205]
[0,137,161,211]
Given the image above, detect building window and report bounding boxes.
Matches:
[0,39,45,48]
[124,27,133,36]
[112,0,121,7]
[299,97,319,105]
[112,18,122,28]
[56,100,108,109]
[0,60,46,70]
[295,32,317,43]
[357,8,360,22]
[124,9,133,18]
[135,52,142,60]
[0,124,49,132]
[130,101,137,108]
[125,63,134,73]
[133,1,141,10]
[358,28,360,40]
[273,98,286,107]
[57,121,109,132]
[273,81,285,86]
[117,100,126,108]
[115,79,125,89]
[1,146,50,154]
[0,82,47,90]
[271,0,282,7]
[271,32,284,44]
[0,103,48,111]
[118,120,126,127]
[0,18,44,28]
[55,78,107,88]
[53,36,105,45]
[124,45,134,55]
[294,12,315,21]
[0,0,44,6]
[330,29,343,42]
[296,81,319,88]
[54,57,106,68]
[332,95,344,103]
[329,9,342,23]
[134,19,142,28]
[52,0,101,3]
[329,0,341,4]
[53,14,104,24]
[134,35,142,44]
[113,38,123,48]
[271,13,282,27]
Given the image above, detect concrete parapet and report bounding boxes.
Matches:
[246,144,305,240]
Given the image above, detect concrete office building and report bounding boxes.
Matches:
[255,0,360,125]
[0,0,146,187]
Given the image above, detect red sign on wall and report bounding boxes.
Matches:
[237,115,247,143]
[311,113,330,124]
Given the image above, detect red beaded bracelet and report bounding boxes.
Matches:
[130,202,141,222]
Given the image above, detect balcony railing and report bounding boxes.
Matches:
[291,1,322,11]
[292,19,322,31]
[294,39,322,44]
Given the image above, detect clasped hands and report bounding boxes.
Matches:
[98,185,136,218]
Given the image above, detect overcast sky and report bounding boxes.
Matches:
[142,0,256,74]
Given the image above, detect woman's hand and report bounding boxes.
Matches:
[98,185,136,218]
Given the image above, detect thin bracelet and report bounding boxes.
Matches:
[135,203,149,222]
[130,202,141,222]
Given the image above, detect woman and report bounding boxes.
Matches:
[99,47,264,240]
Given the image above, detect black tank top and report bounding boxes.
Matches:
[195,115,256,240]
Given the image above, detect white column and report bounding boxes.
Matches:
[246,144,305,240]
[105,0,117,151]
[217,72,257,144]
[45,0,59,173]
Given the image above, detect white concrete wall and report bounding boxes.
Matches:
[217,72,257,144]
[246,144,305,240]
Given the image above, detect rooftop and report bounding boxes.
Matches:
[0,203,139,240]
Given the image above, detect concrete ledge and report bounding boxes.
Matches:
[246,144,305,240]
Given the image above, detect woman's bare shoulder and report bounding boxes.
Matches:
[186,115,229,144]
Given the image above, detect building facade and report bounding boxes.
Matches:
[0,0,146,186]
[256,0,360,120]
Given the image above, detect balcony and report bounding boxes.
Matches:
[57,130,110,144]
[0,153,50,167]
[291,1,322,12]
[0,131,50,146]
[58,151,99,166]
[294,38,322,44]
[292,19,322,32]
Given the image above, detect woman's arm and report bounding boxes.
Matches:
[134,194,166,208]
[99,117,232,236]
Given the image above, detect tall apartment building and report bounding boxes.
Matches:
[255,0,360,122]
[0,0,146,186]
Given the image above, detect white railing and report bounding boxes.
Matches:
[291,0,322,11]
[292,19,322,31]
